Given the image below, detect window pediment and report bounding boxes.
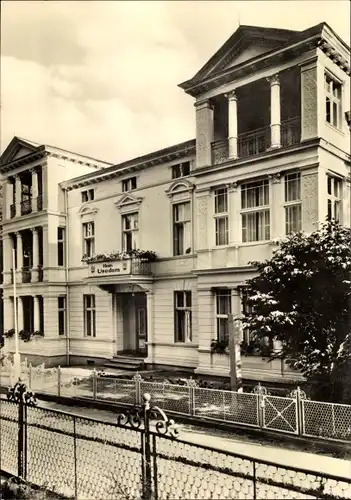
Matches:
[115,193,143,212]
[79,205,99,217]
[165,179,194,200]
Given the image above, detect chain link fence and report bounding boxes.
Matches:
[302,399,351,441]
[2,393,351,500]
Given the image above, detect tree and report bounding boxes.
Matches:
[242,220,351,403]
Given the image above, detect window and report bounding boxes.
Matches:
[57,227,65,266]
[122,177,137,192]
[174,291,192,342]
[83,222,95,257]
[284,173,302,234]
[173,202,191,256]
[215,289,231,343]
[241,180,270,242]
[122,213,139,251]
[214,188,229,246]
[172,162,191,179]
[58,296,66,336]
[84,295,96,337]
[327,175,342,222]
[82,189,94,202]
[325,74,342,129]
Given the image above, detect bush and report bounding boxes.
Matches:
[0,477,69,499]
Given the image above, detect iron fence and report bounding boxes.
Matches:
[2,362,351,443]
[1,382,351,500]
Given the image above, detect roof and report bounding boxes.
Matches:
[179,22,350,97]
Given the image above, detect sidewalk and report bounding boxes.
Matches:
[38,398,351,480]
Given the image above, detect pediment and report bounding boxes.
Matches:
[165,179,194,198]
[115,193,143,210]
[180,25,299,89]
[78,205,99,216]
[0,137,40,166]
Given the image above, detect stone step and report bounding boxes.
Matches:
[104,356,144,371]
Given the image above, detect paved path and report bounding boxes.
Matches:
[39,399,351,480]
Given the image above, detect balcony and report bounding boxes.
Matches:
[211,118,301,165]
[22,267,31,283]
[21,199,32,216]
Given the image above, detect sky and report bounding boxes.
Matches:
[1,0,350,164]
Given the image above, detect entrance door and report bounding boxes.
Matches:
[136,307,147,356]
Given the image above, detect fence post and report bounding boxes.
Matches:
[253,383,266,429]
[18,387,25,479]
[133,372,142,405]
[28,363,32,390]
[57,366,61,397]
[73,415,78,499]
[92,369,97,400]
[296,386,301,435]
[142,394,152,500]
[186,379,197,416]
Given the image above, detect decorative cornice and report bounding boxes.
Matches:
[165,179,194,198]
[78,205,99,216]
[114,193,144,210]
[318,40,351,75]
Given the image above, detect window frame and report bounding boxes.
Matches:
[215,289,232,343]
[57,227,65,266]
[81,189,95,202]
[172,162,191,179]
[241,180,270,243]
[82,221,95,258]
[325,73,342,129]
[121,212,139,252]
[214,187,229,247]
[83,294,96,337]
[58,296,66,336]
[174,291,192,343]
[122,176,137,192]
[284,172,302,235]
[327,174,342,222]
[172,201,191,256]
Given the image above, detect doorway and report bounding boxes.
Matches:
[117,292,148,357]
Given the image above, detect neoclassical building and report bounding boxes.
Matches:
[1,22,350,382]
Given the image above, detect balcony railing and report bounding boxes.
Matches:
[281,117,301,147]
[37,195,43,211]
[21,199,32,216]
[238,126,271,159]
[130,258,152,275]
[10,204,16,219]
[22,267,31,283]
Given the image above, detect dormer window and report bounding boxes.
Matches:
[82,189,94,202]
[172,162,191,179]
[325,73,342,129]
[122,176,137,192]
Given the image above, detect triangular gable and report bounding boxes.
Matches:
[179,25,299,88]
[0,136,40,166]
[114,193,143,210]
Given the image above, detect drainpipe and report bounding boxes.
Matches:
[64,187,70,366]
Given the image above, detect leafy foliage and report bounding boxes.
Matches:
[82,249,157,264]
[242,220,351,402]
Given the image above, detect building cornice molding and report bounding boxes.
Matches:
[64,141,196,192]
[165,178,195,198]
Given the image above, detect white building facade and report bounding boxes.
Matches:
[1,23,350,382]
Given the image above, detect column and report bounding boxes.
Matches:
[3,179,12,220]
[16,232,23,283]
[226,90,238,159]
[3,297,14,332]
[2,234,14,285]
[146,291,154,362]
[31,228,39,282]
[195,99,214,168]
[269,173,284,239]
[33,295,40,332]
[15,175,22,218]
[267,74,281,149]
[17,296,24,332]
[31,168,38,212]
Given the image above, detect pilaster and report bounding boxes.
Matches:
[31,228,39,282]
[17,296,24,332]
[301,170,319,233]
[195,99,214,168]
[16,232,23,284]
[3,297,14,331]
[43,295,59,337]
[2,234,14,285]
[269,173,284,238]
[33,295,40,332]
[146,291,154,363]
